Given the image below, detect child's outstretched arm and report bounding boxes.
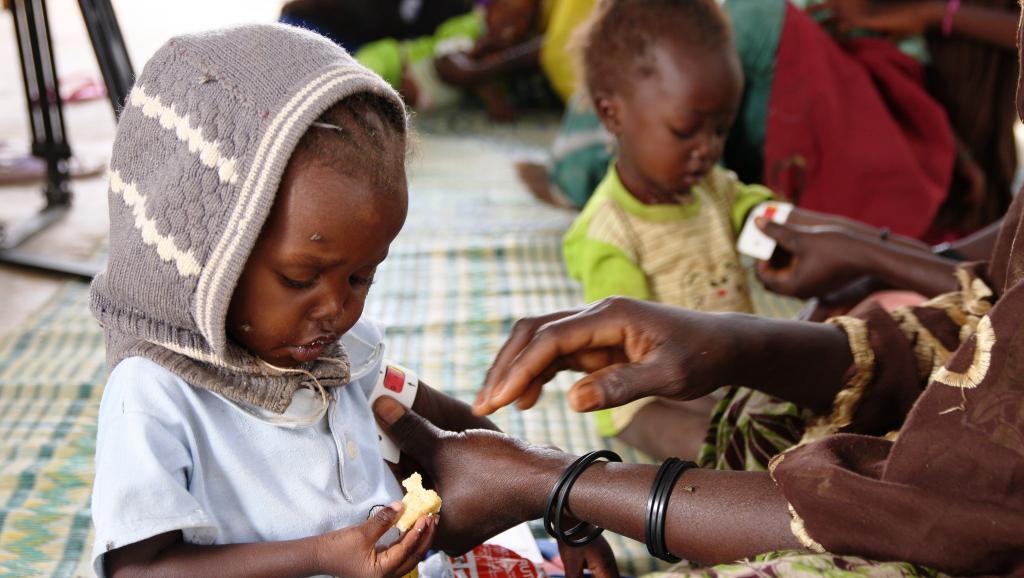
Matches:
[412,381,500,434]
[104,503,435,578]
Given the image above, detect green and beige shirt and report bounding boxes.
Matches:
[564,164,772,313]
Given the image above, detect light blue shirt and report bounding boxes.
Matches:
[91,318,403,577]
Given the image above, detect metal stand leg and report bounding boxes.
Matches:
[0,0,133,280]
[78,0,133,115]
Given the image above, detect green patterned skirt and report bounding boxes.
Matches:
[654,551,948,578]
[683,388,946,577]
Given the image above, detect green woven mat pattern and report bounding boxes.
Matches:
[0,117,801,577]
[0,284,105,578]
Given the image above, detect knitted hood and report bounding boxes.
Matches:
[89,24,405,413]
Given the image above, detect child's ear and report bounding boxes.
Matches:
[594,93,623,136]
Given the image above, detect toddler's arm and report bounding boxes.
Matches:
[104,504,435,578]
[412,381,499,434]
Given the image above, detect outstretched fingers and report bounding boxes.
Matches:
[477,304,631,414]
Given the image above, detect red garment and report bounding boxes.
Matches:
[763,3,955,239]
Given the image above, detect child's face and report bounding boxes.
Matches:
[226,156,407,368]
[483,0,538,50]
[599,42,742,202]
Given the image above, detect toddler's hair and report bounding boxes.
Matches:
[293,92,408,189]
[575,0,732,100]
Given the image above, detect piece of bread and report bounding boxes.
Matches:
[395,472,442,532]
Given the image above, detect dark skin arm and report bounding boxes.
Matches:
[412,381,499,433]
[941,218,1002,261]
[810,0,1018,49]
[567,465,798,564]
[759,211,1001,319]
[376,398,802,565]
[105,504,436,578]
[756,218,960,300]
[473,297,852,417]
[408,383,619,578]
[434,37,543,88]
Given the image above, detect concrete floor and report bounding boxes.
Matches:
[0,0,281,337]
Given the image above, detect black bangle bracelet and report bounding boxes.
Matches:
[544,450,622,546]
[645,458,697,562]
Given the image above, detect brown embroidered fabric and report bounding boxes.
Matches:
[772,193,1024,576]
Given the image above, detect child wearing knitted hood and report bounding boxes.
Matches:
[88,24,602,578]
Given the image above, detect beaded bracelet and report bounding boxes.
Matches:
[544,450,622,546]
[645,458,697,562]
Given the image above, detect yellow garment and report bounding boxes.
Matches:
[539,0,596,101]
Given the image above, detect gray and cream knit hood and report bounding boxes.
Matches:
[89,24,405,413]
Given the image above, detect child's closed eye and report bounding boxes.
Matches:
[280,273,317,289]
[350,274,376,288]
[670,125,699,140]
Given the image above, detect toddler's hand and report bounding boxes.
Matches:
[558,535,619,578]
[374,398,574,555]
[315,502,436,578]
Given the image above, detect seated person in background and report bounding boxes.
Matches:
[431,0,595,120]
[527,0,984,244]
[560,0,775,460]
[809,0,1019,240]
[278,0,473,52]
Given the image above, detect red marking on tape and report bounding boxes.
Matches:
[384,367,405,393]
[763,206,777,220]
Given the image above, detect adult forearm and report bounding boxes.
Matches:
[723,314,853,414]
[944,3,1018,49]
[563,463,799,565]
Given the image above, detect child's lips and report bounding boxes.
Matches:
[289,335,334,363]
[679,168,708,188]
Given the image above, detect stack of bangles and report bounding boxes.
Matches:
[543,451,698,562]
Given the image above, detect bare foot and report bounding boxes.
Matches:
[616,398,715,461]
[476,82,518,122]
[515,161,574,209]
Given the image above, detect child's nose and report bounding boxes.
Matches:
[690,137,713,162]
[310,286,347,325]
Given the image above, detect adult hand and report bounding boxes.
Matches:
[755,218,871,299]
[809,0,941,36]
[373,398,574,555]
[473,297,736,416]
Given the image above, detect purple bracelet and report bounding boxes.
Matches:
[942,0,961,36]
